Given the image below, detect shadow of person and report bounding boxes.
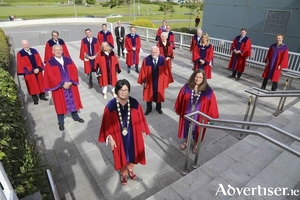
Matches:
[52,131,77,199]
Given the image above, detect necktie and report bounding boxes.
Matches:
[88,38,92,55]
[153,59,157,66]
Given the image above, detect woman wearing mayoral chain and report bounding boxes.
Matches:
[174,69,219,154]
[98,79,150,186]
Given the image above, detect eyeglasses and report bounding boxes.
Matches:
[52,34,58,36]
[119,89,129,92]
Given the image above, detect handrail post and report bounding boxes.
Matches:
[192,118,205,169]
[274,78,289,116]
[280,78,293,112]
[239,95,253,139]
[246,95,259,130]
[181,123,193,175]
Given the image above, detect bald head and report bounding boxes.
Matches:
[197,29,202,37]
[21,39,30,50]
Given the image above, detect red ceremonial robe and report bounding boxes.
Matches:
[17,48,45,95]
[193,44,214,79]
[155,26,166,41]
[43,56,83,115]
[262,43,288,82]
[167,31,175,49]
[125,33,141,66]
[137,55,169,103]
[97,31,114,48]
[157,41,174,84]
[44,38,70,63]
[190,34,201,61]
[227,35,252,73]
[79,37,101,74]
[96,51,120,87]
[174,84,219,142]
[98,97,150,170]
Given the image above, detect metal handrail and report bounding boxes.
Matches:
[181,111,300,174]
[245,87,300,97]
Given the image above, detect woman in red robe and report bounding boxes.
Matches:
[156,32,174,85]
[193,33,214,79]
[98,79,150,186]
[174,69,219,154]
[96,42,121,99]
[261,34,288,91]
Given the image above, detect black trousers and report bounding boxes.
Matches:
[261,78,278,91]
[146,102,161,111]
[231,70,243,78]
[116,38,124,57]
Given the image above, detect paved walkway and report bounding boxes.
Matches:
[14,37,300,200]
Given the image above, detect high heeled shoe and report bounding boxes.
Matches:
[127,169,136,180]
[120,174,127,186]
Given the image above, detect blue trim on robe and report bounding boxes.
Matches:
[268,44,288,79]
[106,97,139,163]
[230,36,249,70]
[83,37,97,71]
[47,38,65,46]
[145,55,165,102]
[19,48,42,75]
[196,44,211,70]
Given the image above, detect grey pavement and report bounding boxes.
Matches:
[4,24,300,200]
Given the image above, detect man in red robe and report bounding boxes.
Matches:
[166,25,175,49]
[125,26,141,74]
[261,34,288,91]
[44,30,70,63]
[155,20,167,41]
[137,46,170,115]
[17,39,48,105]
[98,79,150,186]
[227,28,252,80]
[190,29,202,61]
[97,23,114,48]
[44,44,84,131]
[79,28,101,89]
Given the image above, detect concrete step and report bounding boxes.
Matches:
[146,100,300,200]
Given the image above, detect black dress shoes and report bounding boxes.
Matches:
[40,97,49,101]
[34,101,38,105]
[59,123,65,131]
[157,110,163,114]
[144,110,151,115]
[75,118,85,123]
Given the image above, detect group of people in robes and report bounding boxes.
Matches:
[17,21,289,188]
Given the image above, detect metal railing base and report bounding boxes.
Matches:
[191,164,200,169]
[180,169,190,175]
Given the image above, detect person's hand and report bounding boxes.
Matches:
[63,82,72,89]
[33,68,39,74]
[109,136,117,150]
[90,55,96,60]
[142,83,147,88]
[200,59,205,65]
[166,57,170,60]
[132,47,136,51]
[278,65,281,70]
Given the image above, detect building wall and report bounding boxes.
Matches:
[202,0,300,52]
